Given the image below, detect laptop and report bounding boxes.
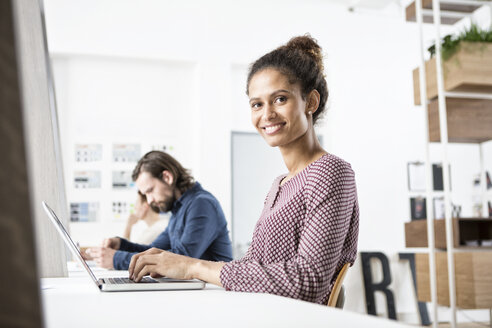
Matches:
[42,201,205,292]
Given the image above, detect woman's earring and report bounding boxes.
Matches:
[307,111,312,116]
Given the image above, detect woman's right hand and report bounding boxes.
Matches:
[127,213,139,226]
[129,248,225,286]
[129,248,196,282]
[102,237,121,250]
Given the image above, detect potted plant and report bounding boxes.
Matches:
[412,24,492,143]
[413,24,492,105]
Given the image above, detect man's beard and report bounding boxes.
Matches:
[150,191,176,213]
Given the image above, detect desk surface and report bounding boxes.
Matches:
[40,266,419,328]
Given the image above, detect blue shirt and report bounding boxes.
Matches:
[113,182,233,270]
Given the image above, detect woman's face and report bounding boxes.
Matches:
[248,68,310,148]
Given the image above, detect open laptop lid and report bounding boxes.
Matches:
[42,200,206,292]
[42,201,101,288]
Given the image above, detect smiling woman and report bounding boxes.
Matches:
[129,34,359,305]
[248,68,313,148]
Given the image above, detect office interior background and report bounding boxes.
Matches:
[8,0,492,326]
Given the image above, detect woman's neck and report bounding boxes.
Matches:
[279,128,326,184]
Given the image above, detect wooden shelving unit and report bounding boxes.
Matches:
[412,42,492,106]
[405,1,492,327]
[427,97,492,143]
[406,0,482,25]
[405,218,492,248]
[411,42,492,143]
[416,252,492,309]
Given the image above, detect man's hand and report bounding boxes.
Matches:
[128,248,197,282]
[86,247,117,269]
[102,237,121,250]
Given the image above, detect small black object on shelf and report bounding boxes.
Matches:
[433,163,452,191]
[410,197,426,220]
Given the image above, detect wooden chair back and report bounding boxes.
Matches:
[327,263,350,308]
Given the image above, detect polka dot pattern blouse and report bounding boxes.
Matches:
[220,153,359,304]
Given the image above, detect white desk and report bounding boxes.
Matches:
[40,267,419,328]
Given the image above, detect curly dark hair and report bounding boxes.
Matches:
[132,151,195,195]
[246,34,329,124]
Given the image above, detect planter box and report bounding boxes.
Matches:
[415,252,492,309]
[405,218,492,249]
[413,42,492,105]
[427,97,492,143]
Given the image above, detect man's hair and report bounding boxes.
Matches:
[132,151,195,195]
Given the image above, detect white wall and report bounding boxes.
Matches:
[43,0,492,323]
[53,55,195,244]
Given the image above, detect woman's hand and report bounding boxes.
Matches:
[129,248,197,282]
[127,213,140,226]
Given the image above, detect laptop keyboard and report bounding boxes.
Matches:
[106,277,158,284]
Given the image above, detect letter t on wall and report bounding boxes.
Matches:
[398,252,430,326]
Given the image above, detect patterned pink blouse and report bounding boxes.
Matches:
[220,153,359,304]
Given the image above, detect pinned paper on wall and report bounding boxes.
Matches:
[151,144,175,154]
[112,200,134,220]
[70,202,99,222]
[433,197,445,219]
[407,162,452,192]
[112,144,141,162]
[407,162,425,191]
[112,170,135,190]
[73,170,101,188]
[74,144,102,162]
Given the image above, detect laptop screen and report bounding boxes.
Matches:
[42,201,100,287]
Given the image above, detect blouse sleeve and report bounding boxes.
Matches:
[220,160,359,304]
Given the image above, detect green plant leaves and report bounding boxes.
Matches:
[427,23,492,61]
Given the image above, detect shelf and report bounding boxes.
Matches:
[427,97,492,143]
[413,42,492,106]
[405,217,492,248]
[406,1,492,320]
[407,191,444,197]
[405,0,483,25]
[416,251,492,309]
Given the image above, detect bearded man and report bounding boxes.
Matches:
[88,151,232,270]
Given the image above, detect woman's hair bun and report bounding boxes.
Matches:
[285,34,324,72]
